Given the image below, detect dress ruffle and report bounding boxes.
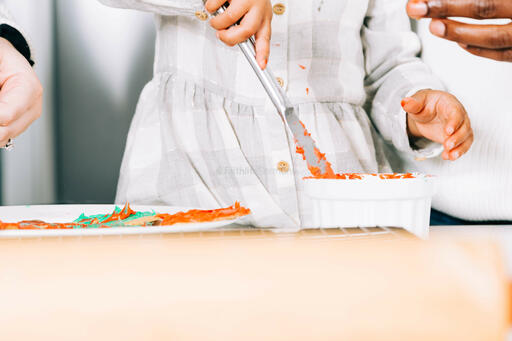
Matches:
[116,73,392,228]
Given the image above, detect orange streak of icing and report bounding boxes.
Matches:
[102,202,136,224]
[295,144,336,179]
[156,202,251,225]
[299,64,306,70]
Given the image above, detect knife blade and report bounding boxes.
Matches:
[216,5,329,175]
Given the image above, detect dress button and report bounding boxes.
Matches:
[195,11,209,21]
[276,77,285,88]
[273,3,286,15]
[277,161,290,173]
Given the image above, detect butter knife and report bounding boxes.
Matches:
[216,5,328,175]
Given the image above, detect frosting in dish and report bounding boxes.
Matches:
[305,173,418,180]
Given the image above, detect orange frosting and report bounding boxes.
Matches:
[101,203,137,224]
[156,202,251,225]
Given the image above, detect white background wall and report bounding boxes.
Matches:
[2,0,155,205]
[55,0,155,204]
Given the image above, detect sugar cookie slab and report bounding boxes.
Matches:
[0,204,248,238]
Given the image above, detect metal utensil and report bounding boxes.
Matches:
[216,5,328,175]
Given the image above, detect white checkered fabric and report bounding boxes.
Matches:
[100,0,444,229]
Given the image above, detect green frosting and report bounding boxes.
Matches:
[73,206,157,228]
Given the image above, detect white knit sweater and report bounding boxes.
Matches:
[394,20,512,221]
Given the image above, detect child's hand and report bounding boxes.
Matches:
[205,0,272,69]
[402,90,473,161]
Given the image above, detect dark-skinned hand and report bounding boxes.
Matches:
[407,0,512,62]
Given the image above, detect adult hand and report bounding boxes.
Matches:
[0,37,42,148]
[205,0,273,69]
[407,0,512,62]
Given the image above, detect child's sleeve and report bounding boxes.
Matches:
[0,4,33,66]
[362,0,443,160]
[99,0,205,17]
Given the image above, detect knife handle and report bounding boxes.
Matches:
[216,4,292,118]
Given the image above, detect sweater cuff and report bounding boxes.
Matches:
[0,24,33,66]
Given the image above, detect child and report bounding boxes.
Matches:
[99,0,473,228]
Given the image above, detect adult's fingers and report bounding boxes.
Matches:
[210,1,248,31]
[254,15,271,69]
[407,0,512,19]
[430,19,512,49]
[0,125,11,148]
[0,102,41,147]
[217,8,264,46]
[0,77,38,126]
[460,43,512,62]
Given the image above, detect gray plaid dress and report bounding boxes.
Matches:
[100,0,443,228]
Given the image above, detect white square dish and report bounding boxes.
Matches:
[304,174,437,238]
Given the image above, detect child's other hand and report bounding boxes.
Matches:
[206,0,272,69]
[402,90,473,161]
